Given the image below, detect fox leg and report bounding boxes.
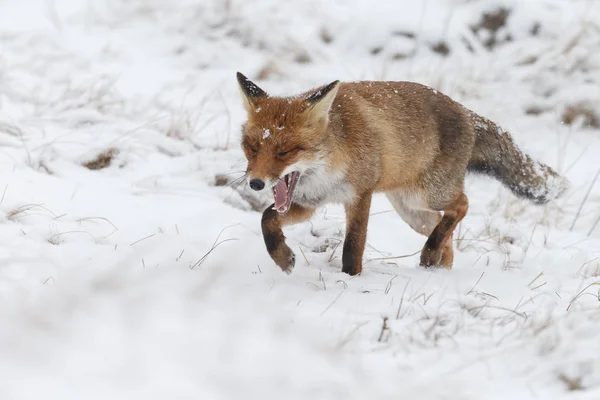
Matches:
[342,192,373,276]
[261,203,315,274]
[385,192,442,235]
[420,193,468,269]
[385,192,455,267]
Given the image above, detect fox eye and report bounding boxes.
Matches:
[244,142,258,154]
[278,147,300,158]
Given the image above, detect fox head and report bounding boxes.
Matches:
[236,72,340,212]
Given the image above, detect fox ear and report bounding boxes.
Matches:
[304,80,340,124]
[237,72,268,112]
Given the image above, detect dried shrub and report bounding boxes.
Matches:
[562,103,600,129]
[431,41,450,56]
[320,27,333,44]
[525,106,547,116]
[392,53,409,61]
[294,51,311,64]
[83,148,119,170]
[370,46,383,55]
[392,31,415,39]
[558,373,584,391]
[214,174,229,187]
[470,7,511,50]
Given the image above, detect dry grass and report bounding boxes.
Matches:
[82,148,119,170]
[566,281,600,311]
[430,41,450,56]
[469,7,511,50]
[0,121,25,137]
[190,224,240,269]
[558,373,584,391]
[562,103,600,129]
[47,230,97,246]
[524,105,549,116]
[7,204,58,221]
[43,76,125,115]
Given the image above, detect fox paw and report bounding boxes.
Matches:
[419,246,443,268]
[273,246,295,274]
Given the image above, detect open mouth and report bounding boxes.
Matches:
[273,171,299,214]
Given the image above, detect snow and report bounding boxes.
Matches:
[1,0,600,399]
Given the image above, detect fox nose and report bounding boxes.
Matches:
[249,179,265,191]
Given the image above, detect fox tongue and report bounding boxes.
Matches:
[274,177,289,210]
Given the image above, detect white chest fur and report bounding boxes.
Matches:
[292,167,356,208]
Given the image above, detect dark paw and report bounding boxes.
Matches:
[420,246,443,268]
[273,245,295,274]
[341,264,361,276]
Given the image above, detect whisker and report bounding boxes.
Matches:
[225,174,248,190]
[231,179,248,190]
[232,159,247,168]
[217,170,247,177]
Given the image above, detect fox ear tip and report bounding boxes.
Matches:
[328,80,341,91]
[306,80,341,104]
[236,72,268,109]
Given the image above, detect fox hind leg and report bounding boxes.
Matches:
[386,191,454,268]
[420,193,468,269]
[386,191,441,235]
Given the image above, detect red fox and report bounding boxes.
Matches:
[236,72,569,275]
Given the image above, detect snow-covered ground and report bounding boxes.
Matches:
[1,0,600,398]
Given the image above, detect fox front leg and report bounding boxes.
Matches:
[342,192,373,276]
[261,203,315,274]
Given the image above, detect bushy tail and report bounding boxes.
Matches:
[467,112,570,204]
